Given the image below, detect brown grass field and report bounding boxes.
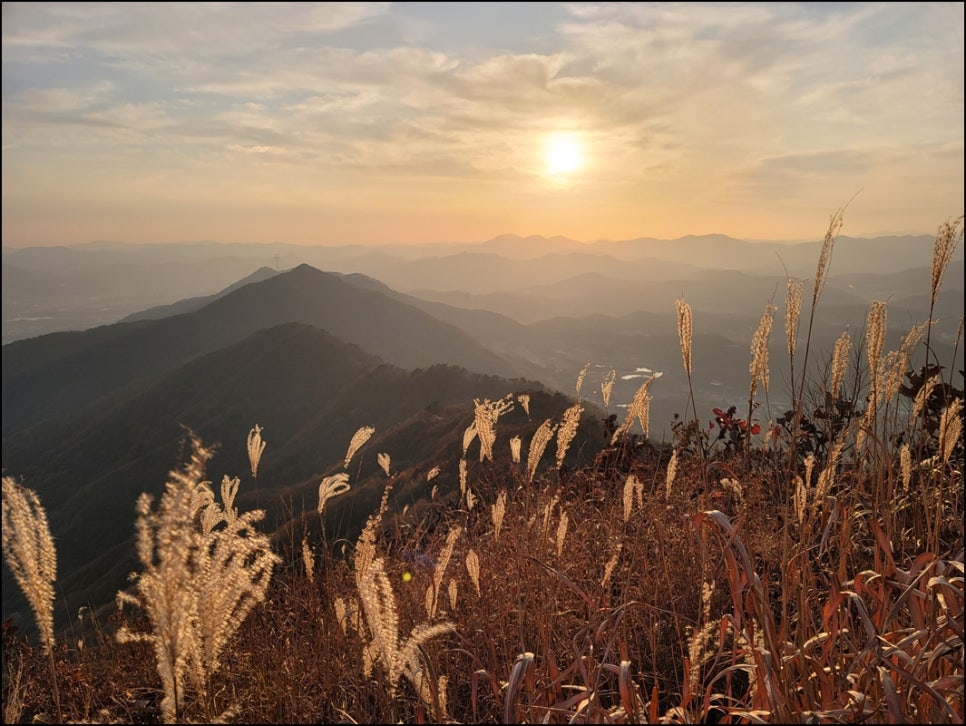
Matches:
[3,214,963,724]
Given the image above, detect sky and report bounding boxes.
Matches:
[2,2,963,248]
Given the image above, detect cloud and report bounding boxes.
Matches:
[1,2,962,244]
[2,3,391,58]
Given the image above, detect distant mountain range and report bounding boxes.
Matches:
[3,231,962,631]
[4,232,959,343]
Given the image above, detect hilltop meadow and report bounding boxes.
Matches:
[2,212,963,724]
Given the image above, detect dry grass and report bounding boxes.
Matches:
[1,479,56,656]
[114,432,280,723]
[2,213,963,724]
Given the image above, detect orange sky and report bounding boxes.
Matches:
[2,2,963,247]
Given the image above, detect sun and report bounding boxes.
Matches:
[544,133,584,178]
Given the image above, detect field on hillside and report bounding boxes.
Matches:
[3,215,963,724]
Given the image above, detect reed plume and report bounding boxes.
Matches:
[378,452,391,476]
[356,555,454,719]
[247,424,266,478]
[676,299,693,377]
[194,479,279,699]
[665,451,679,499]
[116,432,279,723]
[791,204,850,464]
[426,527,461,618]
[676,298,698,424]
[900,444,912,491]
[924,217,963,373]
[527,419,557,482]
[462,422,478,457]
[473,395,514,462]
[858,301,888,456]
[1,477,60,721]
[601,368,617,408]
[555,402,583,469]
[1,478,56,654]
[302,535,315,586]
[318,473,350,515]
[939,398,963,467]
[829,329,852,399]
[610,375,657,444]
[465,550,481,596]
[458,458,468,497]
[930,216,962,313]
[509,436,522,464]
[747,303,774,458]
[448,579,458,613]
[785,278,803,408]
[865,301,887,387]
[749,303,775,400]
[912,373,942,423]
[575,363,591,400]
[813,210,844,309]
[784,278,803,360]
[345,426,375,468]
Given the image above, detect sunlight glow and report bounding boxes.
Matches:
[544,133,584,177]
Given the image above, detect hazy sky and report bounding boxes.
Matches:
[2,2,963,247]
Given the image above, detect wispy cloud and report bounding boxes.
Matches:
[1,2,962,245]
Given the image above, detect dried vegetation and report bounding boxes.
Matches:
[2,215,963,724]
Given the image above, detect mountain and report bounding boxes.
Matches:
[2,264,520,435]
[475,233,590,259]
[5,233,957,344]
[119,266,281,322]
[587,233,945,275]
[2,321,602,629]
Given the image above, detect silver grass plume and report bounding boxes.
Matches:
[425,527,462,618]
[318,473,351,515]
[115,432,279,723]
[829,329,851,400]
[785,278,803,359]
[940,398,963,467]
[1,478,56,654]
[575,363,591,400]
[749,303,775,399]
[931,216,963,306]
[345,426,375,469]
[610,374,658,444]
[675,299,693,376]
[247,424,266,478]
[527,419,558,482]
[555,402,583,469]
[601,369,617,408]
[357,556,454,701]
[465,550,481,596]
[473,395,514,462]
[509,436,522,464]
[378,452,391,477]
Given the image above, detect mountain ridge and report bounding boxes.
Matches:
[2,319,596,628]
[2,263,520,435]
